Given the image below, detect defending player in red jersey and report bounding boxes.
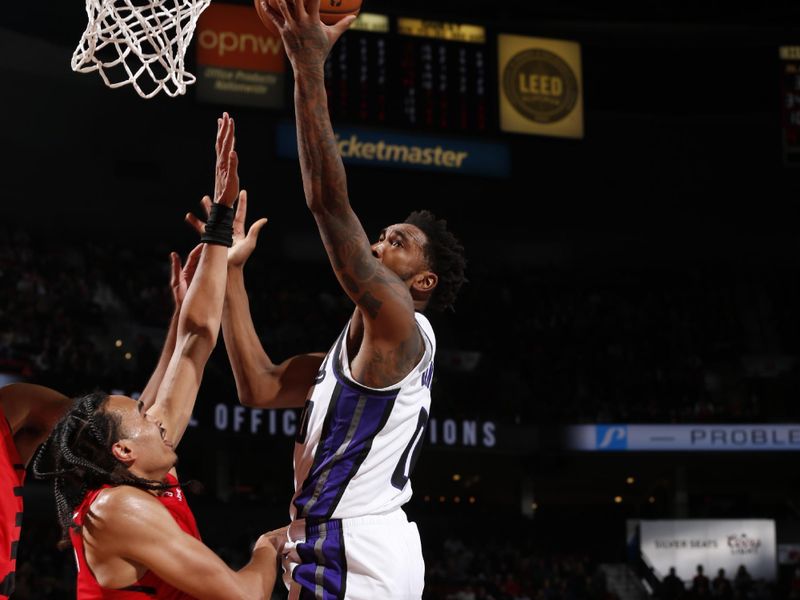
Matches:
[34,113,281,599]
[1,383,71,599]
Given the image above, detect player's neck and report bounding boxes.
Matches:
[128,465,171,487]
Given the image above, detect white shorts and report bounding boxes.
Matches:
[282,509,425,600]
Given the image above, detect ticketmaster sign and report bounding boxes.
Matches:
[567,424,800,451]
[276,122,511,178]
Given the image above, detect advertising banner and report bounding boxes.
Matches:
[498,34,584,138]
[195,3,286,108]
[640,520,777,582]
[275,122,511,177]
[567,424,800,452]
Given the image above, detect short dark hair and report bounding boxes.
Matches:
[33,391,175,548]
[404,210,467,312]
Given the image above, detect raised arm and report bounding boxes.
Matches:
[139,246,202,412]
[264,0,418,343]
[146,113,238,448]
[224,268,324,409]
[186,173,324,409]
[85,487,278,600]
[0,383,71,465]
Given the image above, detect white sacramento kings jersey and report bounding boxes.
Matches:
[290,312,435,522]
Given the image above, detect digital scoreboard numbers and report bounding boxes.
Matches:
[780,45,800,167]
[395,19,489,133]
[324,13,391,125]
[324,15,490,133]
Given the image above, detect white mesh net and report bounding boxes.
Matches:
[72,0,212,99]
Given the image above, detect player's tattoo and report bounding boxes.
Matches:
[341,273,360,295]
[359,292,383,319]
[294,69,424,387]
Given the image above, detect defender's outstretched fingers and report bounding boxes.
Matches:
[183,244,203,281]
[220,119,235,157]
[201,195,213,218]
[246,218,269,243]
[170,252,182,287]
[233,190,248,234]
[185,212,206,235]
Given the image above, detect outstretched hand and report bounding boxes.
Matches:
[215,112,239,207]
[260,0,356,73]
[169,244,203,307]
[185,191,268,269]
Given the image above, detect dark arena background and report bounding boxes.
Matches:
[2,0,800,598]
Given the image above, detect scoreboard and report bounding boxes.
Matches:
[780,45,800,167]
[324,14,493,133]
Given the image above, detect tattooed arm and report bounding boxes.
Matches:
[264,0,423,387]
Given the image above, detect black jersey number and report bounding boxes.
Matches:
[391,407,429,490]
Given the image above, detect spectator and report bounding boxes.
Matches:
[734,565,753,598]
[712,568,733,600]
[693,565,710,597]
[661,567,686,600]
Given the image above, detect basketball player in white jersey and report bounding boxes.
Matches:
[184,2,466,597]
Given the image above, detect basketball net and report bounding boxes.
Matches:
[72,0,212,99]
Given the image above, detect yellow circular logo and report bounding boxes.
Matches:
[503,49,578,123]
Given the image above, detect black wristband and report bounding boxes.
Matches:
[201,202,235,247]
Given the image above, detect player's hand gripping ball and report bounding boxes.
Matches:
[255,0,363,32]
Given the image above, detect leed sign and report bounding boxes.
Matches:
[498,34,584,139]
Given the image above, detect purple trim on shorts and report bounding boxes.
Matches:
[293,520,347,600]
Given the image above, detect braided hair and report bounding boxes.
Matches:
[33,391,176,548]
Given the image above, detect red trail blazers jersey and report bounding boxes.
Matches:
[0,408,24,600]
[71,474,200,599]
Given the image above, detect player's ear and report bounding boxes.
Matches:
[111,439,135,466]
[413,271,438,293]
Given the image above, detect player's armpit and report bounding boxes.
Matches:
[86,487,276,600]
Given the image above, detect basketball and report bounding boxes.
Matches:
[318,0,363,26]
[254,0,362,32]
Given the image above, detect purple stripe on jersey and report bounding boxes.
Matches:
[293,520,347,600]
[294,382,397,521]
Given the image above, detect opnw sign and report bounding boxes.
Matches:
[196,3,286,108]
